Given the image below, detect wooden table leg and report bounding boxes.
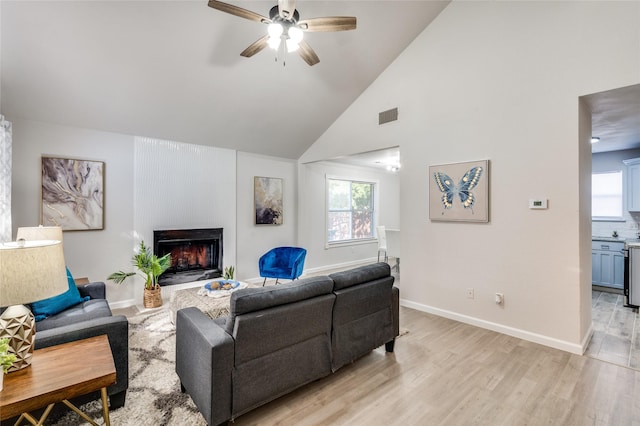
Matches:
[101,387,111,426]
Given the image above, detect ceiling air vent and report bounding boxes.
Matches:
[379,108,398,125]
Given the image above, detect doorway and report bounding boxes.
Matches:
[583,83,640,369]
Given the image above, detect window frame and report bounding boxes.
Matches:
[325,175,379,248]
[592,169,625,222]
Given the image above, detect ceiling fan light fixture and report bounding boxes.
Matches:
[289,26,303,43]
[286,38,300,52]
[268,23,283,39]
[208,0,356,66]
[268,37,281,50]
[285,26,303,52]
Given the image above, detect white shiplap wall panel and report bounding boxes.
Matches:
[133,137,236,302]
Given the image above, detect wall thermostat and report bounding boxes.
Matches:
[528,198,548,209]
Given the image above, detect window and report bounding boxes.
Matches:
[592,171,623,219]
[327,178,375,244]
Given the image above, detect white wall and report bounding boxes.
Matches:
[300,1,640,353]
[592,148,640,239]
[10,120,299,307]
[11,119,136,303]
[298,160,400,270]
[236,152,298,280]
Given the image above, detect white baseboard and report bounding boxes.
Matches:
[109,299,137,310]
[580,323,594,355]
[400,298,586,355]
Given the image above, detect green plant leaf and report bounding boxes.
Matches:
[108,240,172,288]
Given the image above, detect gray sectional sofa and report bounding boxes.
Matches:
[33,281,129,408]
[176,262,399,426]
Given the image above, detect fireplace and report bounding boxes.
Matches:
[153,228,223,286]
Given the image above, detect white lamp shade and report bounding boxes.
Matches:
[288,26,303,44]
[0,240,68,306]
[268,23,283,38]
[16,226,63,243]
[268,36,281,50]
[286,39,300,52]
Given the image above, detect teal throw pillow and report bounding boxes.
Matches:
[31,267,90,321]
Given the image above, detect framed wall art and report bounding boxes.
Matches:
[254,176,283,225]
[41,157,105,230]
[429,159,489,222]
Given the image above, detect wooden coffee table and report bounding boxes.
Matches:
[0,334,116,426]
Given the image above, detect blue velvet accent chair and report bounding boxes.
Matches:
[259,247,307,286]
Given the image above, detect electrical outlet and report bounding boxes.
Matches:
[495,293,504,305]
[466,288,474,299]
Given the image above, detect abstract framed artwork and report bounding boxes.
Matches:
[429,159,489,222]
[41,157,105,231]
[254,176,283,225]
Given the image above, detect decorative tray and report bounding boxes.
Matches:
[204,280,241,291]
[198,280,246,298]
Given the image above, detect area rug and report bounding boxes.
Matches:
[51,308,206,426]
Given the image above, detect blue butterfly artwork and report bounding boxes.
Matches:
[433,166,484,213]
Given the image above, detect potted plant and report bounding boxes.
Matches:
[0,337,17,391]
[108,240,171,308]
[223,265,235,280]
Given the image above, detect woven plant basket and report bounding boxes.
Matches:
[143,285,163,308]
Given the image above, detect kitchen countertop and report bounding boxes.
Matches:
[592,236,626,242]
[593,236,640,248]
[626,239,640,248]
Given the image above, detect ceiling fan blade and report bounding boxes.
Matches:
[298,16,356,32]
[298,40,320,66]
[208,0,270,24]
[240,35,270,58]
[278,0,297,19]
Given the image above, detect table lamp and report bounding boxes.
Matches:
[16,225,63,244]
[0,239,68,371]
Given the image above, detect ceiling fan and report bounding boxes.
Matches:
[207,0,356,66]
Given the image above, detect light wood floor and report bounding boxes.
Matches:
[231,306,640,425]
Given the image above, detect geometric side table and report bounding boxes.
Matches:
[0,334,116,426]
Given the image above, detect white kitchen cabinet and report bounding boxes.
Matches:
[623,158,640,211]
[592,240,625,289]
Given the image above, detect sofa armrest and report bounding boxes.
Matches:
[34,315,129,397]
[78,281,106,300]
[176,307,234,426]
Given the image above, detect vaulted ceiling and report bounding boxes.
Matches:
[1,1,450,159]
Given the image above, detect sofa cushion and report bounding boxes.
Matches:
[225,276,333,335]
[328,262,391,290]
[35,299,112,332]
[31,267,90,321]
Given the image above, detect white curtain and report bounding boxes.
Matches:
[0,115,12,243]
